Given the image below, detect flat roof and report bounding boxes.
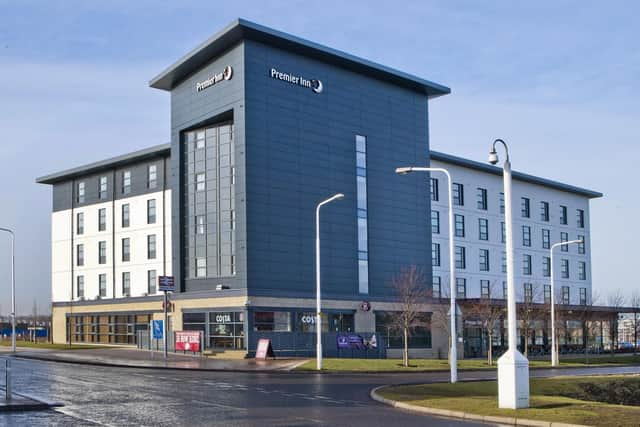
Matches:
[36,143,170,185]
[149,18,451,98]
[430,150,603,199]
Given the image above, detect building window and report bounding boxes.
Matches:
[76,244,84,266]
[524,283,533,303]
[560,205,568,225]
[98,208,107,232]
[196,215,205,235]
[455,246,466,269]
[503,281,508,299]
[76,212,84,235]
[542,229,550,249]
[148,164,157,189]
[430,178,439,202]
[253,312,292,332]
[521,197,530,218]
[195,258,206,278]
[122,170,131,194]
[561,259,569,279]
[499,192,505,214]
[501,251,507,273]
[196,173,205,191]
[147,270,156,294]
[540,201,549,221]
[456,278,466,299]
[432,276,441,298]
[478,218,488,241]
[578,235,585,254]
[477,188,488,210]
[523,254,532,275]
[544,284,551,304]
[98,241,107,264]
[543,256,551,277]
[76,276,84,298]
[562,286,570,304]
[479,249,490,271]
[560,232,569,252]
[122,272,130,297]
[432,243,441,267]
[481,280,490,298]
[147,199,156,224]
[522,225,531,247]
[431,210,440,234]
[122,238,130,262]
[98,274,107,297]
[453,183,464,206]
[580,288,587,305]
[578,261,586,280]
[77,181,85,203]
[147,235,156,259]
[356,135,369,294]
[122,203,130,228]
[577,209,585,228]
[454,214,465,238]
[501,222,506,243]
[99,176,108,200]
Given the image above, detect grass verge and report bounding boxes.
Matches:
[0,340,112,350]
[295,355,640,372]
[377,375,640,427]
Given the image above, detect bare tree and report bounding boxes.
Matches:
[517,283,543,357]
[576,291,600,363]
[630,292,640,355]
[467,281,504,365]
[607,289,626,355]
[429,277,453,361]
[387,266,429,367]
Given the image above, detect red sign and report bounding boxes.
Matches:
[256,338,275,359]
[175,331,201,353]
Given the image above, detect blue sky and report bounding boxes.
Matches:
[0,1,638,314]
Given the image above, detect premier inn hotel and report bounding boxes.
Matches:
[37,19,603,358]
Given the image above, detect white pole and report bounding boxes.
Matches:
[550,239,583,367]
[394,167,457,383]
[503,158,517,351]
[315,194,344,371]
[0,228,15,353]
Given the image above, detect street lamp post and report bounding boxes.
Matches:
[316,193,345,371]
[0,228,16,353]
[395,166,457,383]
[550,239,583,367]
[489,139,530,409]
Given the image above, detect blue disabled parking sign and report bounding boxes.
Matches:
[152,320,164,340]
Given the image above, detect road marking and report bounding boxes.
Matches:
[190,399,247,411]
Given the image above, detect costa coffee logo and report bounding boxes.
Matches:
[196,65,233,92]
[360,301,371,312]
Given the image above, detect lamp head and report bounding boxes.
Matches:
[395,167,413,175]
[334,193,345,200]
[488,149,499,165]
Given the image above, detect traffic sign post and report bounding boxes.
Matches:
[158,276,175,359]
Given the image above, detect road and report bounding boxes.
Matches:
[2,357,640,426]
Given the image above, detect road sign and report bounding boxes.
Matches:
[158,276,175,292]
[152,320,164,340]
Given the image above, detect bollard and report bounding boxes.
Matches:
[5,359,11,401]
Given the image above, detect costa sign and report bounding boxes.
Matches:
[175,331,202,353]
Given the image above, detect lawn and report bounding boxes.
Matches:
[378,376,640,427]
[295,355,640,372]
[0,340,111,350]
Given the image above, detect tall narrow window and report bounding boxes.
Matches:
[453,183,464,206]
[544,284,551,304]
[432,243,441,267]
[523,254,532,275]
[122,204,130,228]
[540,201,549,221]
[456,278,466,299]
[479,249,490,271]
[560,205,568,225]
[148,164,157,189]
[578,261,586,280]
[356,135,369,294]
[480,280,490,299]
[122,272,130,297]
[99,176,108,200]
[148,270,157,294]
[454,214,465,237]
[560,232,568,252]
[580,288,587,305]
[561,259,569,278]
[98,241,107,264]
[76,212,84,235]
[196,173,205,191]
[501,251,507,273]
[76,276,84,298]
[432,276,441,298]
[147,235,156,259]
[431,210,440,234]
[543,256,551,277]
[122,170,131,194]
[147,199,156,224]
[430,178,439,202]
[501,222,506,243]
[578,235,585,254]
[499,192,505,214]
[98,273,107,297]
[195,258,206,278]
[76,244,84,266]
[524,283,533,303]
[562,286,570,304]
[122,238,130,262]
[98,208,106,232]
[196,215,206,234]
[77,181,85,203]
[478,218,488,241]
[455,246,466,269]
[576,209,585,228]
[522,225,531,247]
[542,229,550,249]
[503,281,508,299]
[521,197,530,218]
[477,188,488,210]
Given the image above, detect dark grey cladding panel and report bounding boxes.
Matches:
[52,181,73,212]
[243,40,432,299]
[169,43,247,294]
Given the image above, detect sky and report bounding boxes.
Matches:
[0,1,638,315]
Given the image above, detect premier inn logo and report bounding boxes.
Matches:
[270,68,323,94]
[196,65,233,92]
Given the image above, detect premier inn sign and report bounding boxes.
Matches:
[270,68,323,94]
[196,65,233,92]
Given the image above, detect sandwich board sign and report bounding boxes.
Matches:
[256,339,275,359]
